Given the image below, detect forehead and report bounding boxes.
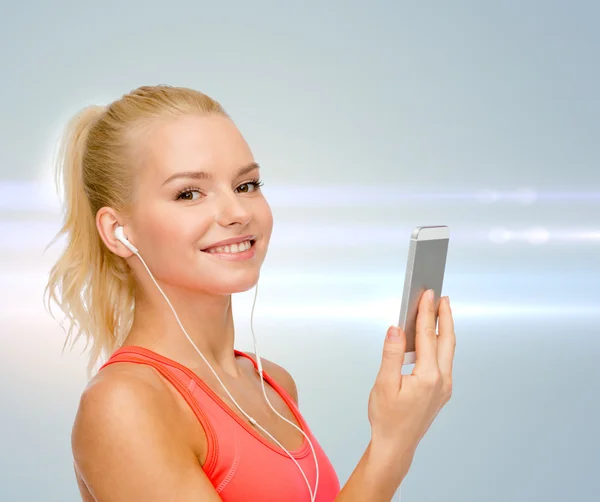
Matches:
[141,114,254,179]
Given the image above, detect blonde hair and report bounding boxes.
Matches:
[44,85,228,377]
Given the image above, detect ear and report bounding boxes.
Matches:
[96,207,134,258]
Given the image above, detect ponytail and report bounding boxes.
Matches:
[44,106,135,378]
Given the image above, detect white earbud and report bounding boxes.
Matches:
[114,226,139,254]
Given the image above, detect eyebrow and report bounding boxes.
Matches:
[161,162,260,186]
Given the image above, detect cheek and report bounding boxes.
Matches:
[259,200,274,240]
[137,210,206,263]
[139,225,206,285]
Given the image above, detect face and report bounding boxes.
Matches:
[124,113,273,296]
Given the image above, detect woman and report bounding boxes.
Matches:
[45,85,455,501]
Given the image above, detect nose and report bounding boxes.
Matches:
[213,189,252,227]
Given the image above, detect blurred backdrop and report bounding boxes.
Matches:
[1,1,598,501]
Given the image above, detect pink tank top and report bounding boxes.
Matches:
[99,346,341,501]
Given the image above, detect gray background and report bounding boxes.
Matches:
[1,1,598,501]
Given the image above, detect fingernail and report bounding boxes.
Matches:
[446,296,451,306]
[428,289,434,301]
[387,327,402,340]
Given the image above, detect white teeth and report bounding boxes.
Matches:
[207,240,252,254]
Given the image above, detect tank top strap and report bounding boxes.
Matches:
[98,346,220,476]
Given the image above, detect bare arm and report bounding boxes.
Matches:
[333,439,415,502]
[72,373,222,502]
[334,292,456,501]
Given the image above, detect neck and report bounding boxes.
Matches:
[122,282,241,377]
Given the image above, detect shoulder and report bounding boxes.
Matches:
[72,363,193,466]
[77,362,173,411]
[242,352,299,405]
[72,365,175,449]
[71,365,221,500]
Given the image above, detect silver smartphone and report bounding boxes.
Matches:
[398,226,450,365]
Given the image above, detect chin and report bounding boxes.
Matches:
[198,273,260,296]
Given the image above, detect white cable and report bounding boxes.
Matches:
[133,250,320,501]
[249,282,320,501]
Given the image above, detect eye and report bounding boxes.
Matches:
[237,179,264,193]
[176,188,202,201]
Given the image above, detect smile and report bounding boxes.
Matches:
[201,239,257,260]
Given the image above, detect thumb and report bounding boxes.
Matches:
[376,326,406,388]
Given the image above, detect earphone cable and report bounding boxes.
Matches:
[132,250,319,501]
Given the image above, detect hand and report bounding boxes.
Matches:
[367,290,456,458]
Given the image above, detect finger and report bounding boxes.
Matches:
[375,326,406,391]
[413,289,440,376]
[437,296,456,377]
